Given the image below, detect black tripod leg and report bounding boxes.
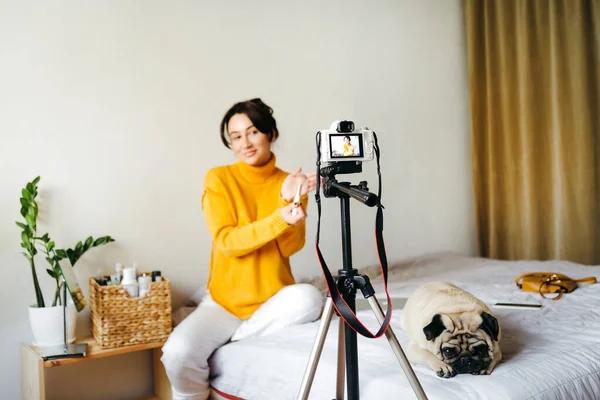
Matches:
[343,298,359,400]
[366,296,429,400]
[297,296,336,400]
[336,317,345,400]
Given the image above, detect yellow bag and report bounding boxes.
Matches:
[515,272,597,300]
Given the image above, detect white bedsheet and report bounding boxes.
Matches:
[209,253,600,400]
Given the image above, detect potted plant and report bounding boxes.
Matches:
[18,176,114,347]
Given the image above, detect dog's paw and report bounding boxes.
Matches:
[473,364,495,375]
[435,363,456,378]
[478,360,497,376]
[478,366,493,375]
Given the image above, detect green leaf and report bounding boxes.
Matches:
[26,183,34,193]
[75,241,83,251]
[20,198,29,208]
[84,236,93,249]
[45,257,54,264]
[32,176,40,185]
[21,231,30,248]
[22,252,32,262]
[16,222,27,230]
[25,214,35,229]
[66,248,75,265]
[20,206,27,218]
[93,236,114,246]
[31,247,37,256]
[21,188,32,201]
[48,241,55,251]
[55,249,67,259]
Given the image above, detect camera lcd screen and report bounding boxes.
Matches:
[329,134,363,158]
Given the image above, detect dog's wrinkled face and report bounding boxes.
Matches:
[440,333,491,374]
[423,312,499,376]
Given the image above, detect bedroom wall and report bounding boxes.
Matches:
[0,0,474,398]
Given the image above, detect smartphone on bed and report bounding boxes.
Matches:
[355,297,408,312]
[493,302,543,310]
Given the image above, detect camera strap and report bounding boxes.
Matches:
[314,132,392,339]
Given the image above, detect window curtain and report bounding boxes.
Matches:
[464,0,600,264]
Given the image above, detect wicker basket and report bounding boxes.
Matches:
[89,276,173,349]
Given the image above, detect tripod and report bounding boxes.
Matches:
[296,171,428,400]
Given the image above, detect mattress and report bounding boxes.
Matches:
[208,253,600,400]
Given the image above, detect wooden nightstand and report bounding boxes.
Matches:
[20,337,172,400]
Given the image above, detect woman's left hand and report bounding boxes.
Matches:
[281,168,318,203]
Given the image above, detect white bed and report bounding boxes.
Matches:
[204,252,600,400]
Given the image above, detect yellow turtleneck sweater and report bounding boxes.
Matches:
[201,154,308,319]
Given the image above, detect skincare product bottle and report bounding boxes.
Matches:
[116,263,124,282]
[111,262,124,284]
[152,271,162,282]
[121,267,139,297]
[138,274,152,297]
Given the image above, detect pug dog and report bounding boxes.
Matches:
[400,282,501,378]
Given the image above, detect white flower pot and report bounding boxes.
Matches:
[28,304,76,347]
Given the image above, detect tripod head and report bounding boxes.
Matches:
[320,162,378,207]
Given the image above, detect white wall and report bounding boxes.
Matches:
[0,1,474,398]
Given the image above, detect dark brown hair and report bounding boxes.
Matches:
[219,98,279,148]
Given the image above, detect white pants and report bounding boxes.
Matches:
[160,283,324,400]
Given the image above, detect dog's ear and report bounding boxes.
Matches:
[423,314,446,341]
[480,312,499,341]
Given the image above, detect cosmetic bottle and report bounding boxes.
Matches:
[138,274,152,297]
[116,263,123,281]
[121,267,139,297]
[111,263,123,284]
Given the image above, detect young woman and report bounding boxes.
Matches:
[161,98,324,400]
[343,135,356,156]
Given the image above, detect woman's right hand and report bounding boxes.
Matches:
[280,203,306,225]
[280,168,317,203]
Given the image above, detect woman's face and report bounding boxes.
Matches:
[227,113,273,166]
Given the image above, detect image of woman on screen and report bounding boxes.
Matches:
[343,135,356,156]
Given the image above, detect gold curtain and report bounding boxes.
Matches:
[465,0,600,264]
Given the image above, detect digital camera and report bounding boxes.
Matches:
[319,120,375,164]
